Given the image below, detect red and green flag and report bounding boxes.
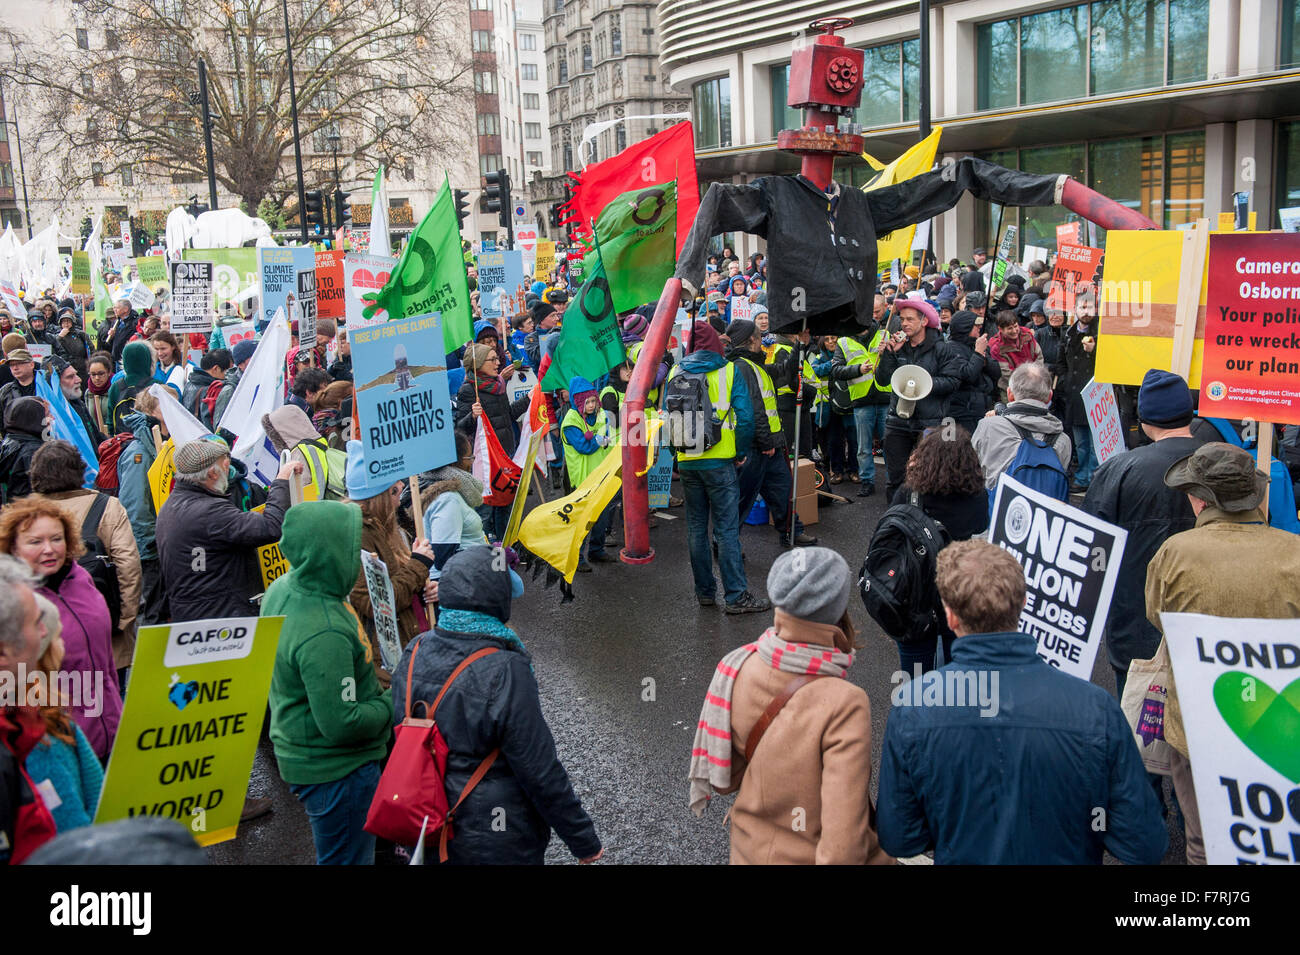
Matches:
[539,258,626,391]
[586,180,677,313]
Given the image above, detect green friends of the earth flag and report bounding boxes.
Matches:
[361,176,473,353]
[540,259,626,391]
[587,180,678,313]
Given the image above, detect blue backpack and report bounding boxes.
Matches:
[989,423,1069,515]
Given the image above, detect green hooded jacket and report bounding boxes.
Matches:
[263,500,392,784]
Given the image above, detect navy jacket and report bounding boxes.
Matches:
[877,631,1167,865]
[391,628,600,865]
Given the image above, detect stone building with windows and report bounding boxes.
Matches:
[659,0,1300,260]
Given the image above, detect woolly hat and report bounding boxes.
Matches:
[314,318,337,340]
[767,547,852,626]
[4,396,46,436]
[463,342,497,373]
[438,546,515,624]
[531,301,557,323]
[231,339,257,366]
[725,318,756,348]
[1137,369,1195,427]
[174,435,230,477]
[345,438,395,501]
[688,320,724,356]
[622,311,650,340]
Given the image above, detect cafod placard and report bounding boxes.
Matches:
[1162,613,1300,865]
[989,475,1128,681]
[95,616,283,846]
[351,312,455,483]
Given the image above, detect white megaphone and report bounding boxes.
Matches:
[890,365,933,419]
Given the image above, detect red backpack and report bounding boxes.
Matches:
[94,433,136,495]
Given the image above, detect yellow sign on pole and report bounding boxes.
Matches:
[535,240,556,280]
[148,439,176,513]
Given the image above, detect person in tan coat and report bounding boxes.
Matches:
[344,440,437,689]
[30,440,142,677]
[689,547,891,865]
[1145,442,1300,865]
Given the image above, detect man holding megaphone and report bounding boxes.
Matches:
[874,299,966,501]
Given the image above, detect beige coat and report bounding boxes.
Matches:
[1146,505,1300,755]
[45,488,143,669]
[723,610,892,865]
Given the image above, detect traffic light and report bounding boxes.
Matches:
[333,189,352,229]
[304,190,325,235]
[454,189,470,233]
[483,168,511,230]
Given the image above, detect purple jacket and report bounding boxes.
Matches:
[40,561,122,762]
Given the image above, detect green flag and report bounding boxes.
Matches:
[540,258,626,391]
[361,176,473,353]
[588,180,678,313]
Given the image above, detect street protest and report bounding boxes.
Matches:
[0,5,1297,932]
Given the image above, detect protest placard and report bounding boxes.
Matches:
[360,550,402,670]
[135,254,169,294]
[647,444,673,509]
[1198,232,1300,426]
[314,249,345,320]
[108,247,129,272]
[1162,613,1300,865]
[186,247,259,313]
[222,320,258,349]
[1046,243,1104,313]
[477,249,526,320]
[344,252,397,328]
[128,282,156,312]
[535,240,556,279]
[729,296,753,322]
[352,312,455,485]
[71,251,91,293]
[991,225,1018,291]
[169,260,214,332]
[94,616,283,846]
[1056,222,1082,248]
[1082,377,1125,464]
[0,275,21,317]
[507,366,536,405]
[1022,245,1048,269]
[297,266,318,343]
[989,474,1128,681]
[257,246,316,329]
[28,343,52,362]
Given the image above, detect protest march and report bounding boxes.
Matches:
[0,18,1298,927]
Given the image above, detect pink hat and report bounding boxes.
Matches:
[897,298,940,329]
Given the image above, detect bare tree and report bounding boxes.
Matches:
[2,0,473,213]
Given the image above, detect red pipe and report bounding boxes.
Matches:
[1061,178,1157,231]
[619,278,683,563]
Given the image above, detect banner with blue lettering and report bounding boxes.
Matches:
[352,312,455,486]
[476,249,526,320]
[989,474,1127,681]
[257,246,316,330]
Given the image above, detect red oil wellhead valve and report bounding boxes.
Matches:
[787,17,864,114]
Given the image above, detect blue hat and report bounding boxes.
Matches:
[231,339,257,365]
[345,439,395,500]
[1138,369,1195,427]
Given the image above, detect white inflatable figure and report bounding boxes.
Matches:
[164,206,278,260]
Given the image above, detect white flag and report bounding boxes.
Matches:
[369,165,391,258]
[472,413,491,489]
[218,307,290,485]
[147,383,208,447]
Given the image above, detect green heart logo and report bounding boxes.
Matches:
[1213,672,1300,783]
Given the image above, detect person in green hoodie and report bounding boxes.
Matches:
[263,500,393,865]
[105,340,158,434]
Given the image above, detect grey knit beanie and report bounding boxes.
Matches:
[766,547,852,625]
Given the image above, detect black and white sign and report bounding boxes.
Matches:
[297,267,318,344]
[989,474,1128,681]
[169,260,214,332]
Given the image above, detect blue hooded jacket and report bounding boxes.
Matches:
[561,376,603,454]
[674,349,754,470]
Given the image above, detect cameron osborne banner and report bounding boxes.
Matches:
[989,475,1128,681]
[1163,613,1300,865]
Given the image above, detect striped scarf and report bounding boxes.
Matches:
[688,626,853,817]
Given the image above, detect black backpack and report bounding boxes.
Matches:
[77,493,122,633]
[663,368,725,454]
[858,499,950,646]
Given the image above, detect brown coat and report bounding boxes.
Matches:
[1146,505,1300,755]
[723,610,892,865]
[45,488,142,669]
[348,507,434,688]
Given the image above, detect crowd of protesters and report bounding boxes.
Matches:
[3,233,1299,869]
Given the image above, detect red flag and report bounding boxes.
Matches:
[561,122,698,257]
[473,412,523,507]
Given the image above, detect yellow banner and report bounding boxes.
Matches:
[518,438,623,582]
[863,127,943,265]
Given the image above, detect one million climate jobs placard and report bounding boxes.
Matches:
[95,616,283,846]
[351,312,456,487]
[1200,233,1300,426]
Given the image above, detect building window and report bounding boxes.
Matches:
[525,122,541,139]
[1278,120,1300,224]
[559,59,568,82]
[121,165,133,186]
[527,151,543,166]
[977,0,1209,110]
[472,30,492,52]
[92,162,105,186]
[520,33,536,51]
[479,154,503,177]
[522,63,538,81]
[474,71,497,93]
[404,161,415,181]
[554,0,564,12]
[974,131,1204,250]
[105,29,119,51]
[523,92,540,109]
[563,143,573,170]
[582,44,592,71]
[1281,0,1299,67]
[76,28,88,50]
[615,125,626,153]
[477,113,500,135]
[769,64,802,135]
[472,0,492,7]
[80,73,93,94]
[0,163,13,187]
[86,118,97,138]
[692,75,731,149]
[611,17,622,56]
[857,39,921,127]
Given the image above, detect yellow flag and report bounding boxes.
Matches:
[147,439,176,513]
[518,441,623,583]
[863,127,943,265]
